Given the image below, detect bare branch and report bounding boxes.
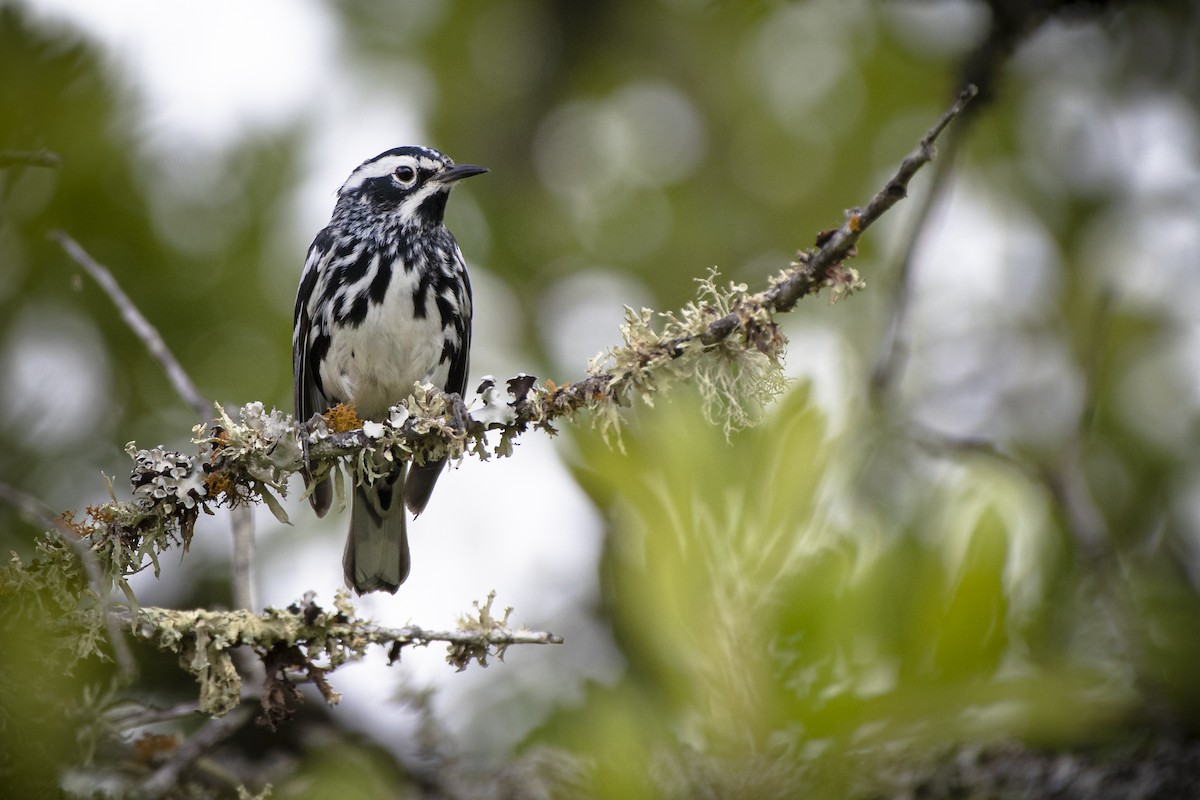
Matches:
[760,83,978,316]
[51,230,211,422]
[869,116,965,400]
[0,478,64,531]
[108,701,205,730]
[229,505,258,612]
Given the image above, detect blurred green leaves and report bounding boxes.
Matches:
[548,385,1133,793]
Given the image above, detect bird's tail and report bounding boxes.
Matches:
[404,457,446,516]
[343,467,410,594]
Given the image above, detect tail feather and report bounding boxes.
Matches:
[405,458,446,516]
[343,467,410,594]
[299,411,332,517]
[304,471,333,518]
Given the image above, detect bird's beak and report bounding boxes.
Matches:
[439,163,489,184]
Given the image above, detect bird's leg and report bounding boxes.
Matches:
[445,392,470,437]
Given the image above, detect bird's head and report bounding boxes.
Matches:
[336,145,487,230]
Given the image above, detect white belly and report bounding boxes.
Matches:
[320,268,450,420]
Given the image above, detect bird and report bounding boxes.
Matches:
[293,146,486,594]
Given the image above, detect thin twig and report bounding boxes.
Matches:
[0,478,64,532]
[869,119,964,401]
[108,701,204,730]
[0,148,63,168]
[53,231,259,613]
[0,479,137,682]
[229,505,258,611]
[51,231,211,421]
[762,83,979,316]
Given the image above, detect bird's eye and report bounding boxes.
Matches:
[394,165,417,184]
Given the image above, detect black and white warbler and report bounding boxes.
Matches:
[293,146,487,594]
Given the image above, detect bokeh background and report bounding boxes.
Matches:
[3,0,1200,796]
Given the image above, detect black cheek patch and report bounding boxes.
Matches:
[417,192,449,226]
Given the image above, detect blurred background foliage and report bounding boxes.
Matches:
[3,0,1200,796]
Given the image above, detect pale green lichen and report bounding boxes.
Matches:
[128,590,553,718]
[588,269,788,440]
[134,591,371,717]
[206,402,301,523]
[450,591,516,670]
[333,383,475,496]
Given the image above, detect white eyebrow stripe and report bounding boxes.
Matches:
[339,155,415,193]
[338,152,451,194]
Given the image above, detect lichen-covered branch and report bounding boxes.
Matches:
[128,590,560,724]
[17,84,977,616]
[3,86,974,731]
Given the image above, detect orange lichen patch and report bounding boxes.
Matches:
[132,732,179,766]
[205,469,237,502]
[86,504,116,524]
[58,510,89,538]
[324,403,362,433]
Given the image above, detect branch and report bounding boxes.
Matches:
[229,505,258,612]
[126,591,561,722]
[52,230,211,422]
[760,83,979,316]
[301,86,979,459]
[869,95,968,400]
[40,87,977,607]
